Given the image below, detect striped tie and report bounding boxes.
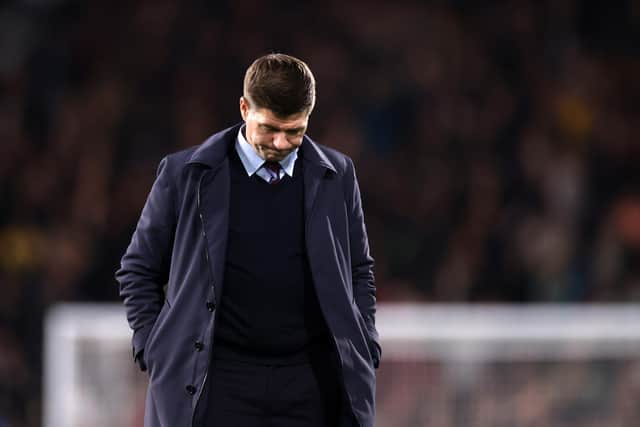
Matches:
[263,161,282,184]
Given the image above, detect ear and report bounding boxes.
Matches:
[239,97,249,121]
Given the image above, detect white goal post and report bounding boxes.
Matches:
[377,303,640,360]
[44,303,640,427]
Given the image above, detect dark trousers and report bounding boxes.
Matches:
[194,351,357,427]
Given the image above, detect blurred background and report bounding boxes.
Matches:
[1,0,639,426]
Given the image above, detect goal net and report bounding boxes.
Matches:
[44,303,640,427]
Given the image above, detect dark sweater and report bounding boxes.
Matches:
[212,147,330,364]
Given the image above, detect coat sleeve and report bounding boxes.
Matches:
[344,157,381,368]
[115,157,176,367]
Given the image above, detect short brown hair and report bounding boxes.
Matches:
[243,53,316,117]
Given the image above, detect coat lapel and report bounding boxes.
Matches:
[198,163,229,305]
[303,161,324,223]
[187,124,240,304]
[302,137,337,223]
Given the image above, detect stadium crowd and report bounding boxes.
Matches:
[0,0,638,425]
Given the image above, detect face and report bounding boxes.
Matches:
[240,97,309,162]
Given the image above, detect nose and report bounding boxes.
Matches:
[272,132,290,149]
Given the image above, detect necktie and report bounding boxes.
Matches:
[263,161,282,184]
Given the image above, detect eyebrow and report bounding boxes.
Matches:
[259,123,305,134]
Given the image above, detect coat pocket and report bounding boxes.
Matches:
[351,301,375,365]
[143,298,172,371]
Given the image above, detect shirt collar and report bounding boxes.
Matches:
[235,125,298,177]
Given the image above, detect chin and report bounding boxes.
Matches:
[265,153,285,161]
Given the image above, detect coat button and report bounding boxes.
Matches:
[206,301,215,312]
[185,385,196,396]
[194,341,204,351]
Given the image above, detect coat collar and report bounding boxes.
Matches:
[186,122,337,174]
[186,123,240,170]
[300,134,337,173]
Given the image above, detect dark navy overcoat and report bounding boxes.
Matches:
[116,124,380,427]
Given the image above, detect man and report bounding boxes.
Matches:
[116,53,380,427]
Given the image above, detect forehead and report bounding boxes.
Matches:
[250,107,309,129]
